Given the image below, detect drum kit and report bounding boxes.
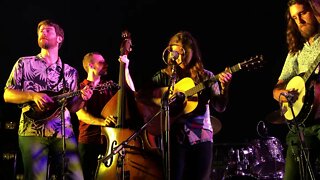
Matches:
[220,110,287,180]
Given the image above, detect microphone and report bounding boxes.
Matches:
[280,92,294,98]
[161,46,185,65]
[169,50,179,62]
[280,92,295,103]
[168,50,179,65]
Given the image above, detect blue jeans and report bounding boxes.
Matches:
[19,136,83,180]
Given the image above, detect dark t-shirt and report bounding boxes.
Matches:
[78,79,117,144]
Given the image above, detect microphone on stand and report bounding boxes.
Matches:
[161,46,185,65]
[169,50,179,65]
[160,45,185,180]
[280,92,295,100]
[280,92,295,105]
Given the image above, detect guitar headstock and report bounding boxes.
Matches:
[120,30,132,56]
[239,54,265,71]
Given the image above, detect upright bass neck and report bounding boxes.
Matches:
[116,30,132,127]
[116,61,126,127]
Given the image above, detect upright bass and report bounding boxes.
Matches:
[95,31,163,180]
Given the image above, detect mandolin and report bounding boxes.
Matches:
[23,81,119,121]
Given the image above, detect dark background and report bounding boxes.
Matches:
[0,0,290,178]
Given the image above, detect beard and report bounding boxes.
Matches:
[38,38,57,49]
[299,22,318,39]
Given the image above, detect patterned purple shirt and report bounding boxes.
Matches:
[5,54,79,138]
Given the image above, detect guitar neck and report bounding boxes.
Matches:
[53,90,81,101]
[52,81,117,102]
[184,63,242,97]
[302,53,320,81]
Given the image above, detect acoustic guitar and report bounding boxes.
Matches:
[22,81,119,122]
[136,54,264,135]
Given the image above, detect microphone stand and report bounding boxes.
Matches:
[161,62,177,180]
[286,96,315,180]
[60,98,68,180]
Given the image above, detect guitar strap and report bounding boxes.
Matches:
[61,62,66,93]
[51,61,66,92]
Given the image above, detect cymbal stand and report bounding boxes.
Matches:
[284,95,315,180]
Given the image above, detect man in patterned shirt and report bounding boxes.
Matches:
[3,19,92,180]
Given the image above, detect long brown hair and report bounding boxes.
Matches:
[164,31,205,83]
[286,0,314,54]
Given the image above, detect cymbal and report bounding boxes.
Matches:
[265,110,286,124]
[211,116,222,134]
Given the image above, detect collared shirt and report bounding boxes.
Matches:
[279,34,320,82]
[4,54,79,138]
[279,34,320,122]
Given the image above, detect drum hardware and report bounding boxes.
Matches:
[223,146,255,179]
[222,137,285,180]
[256,121,269,138]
